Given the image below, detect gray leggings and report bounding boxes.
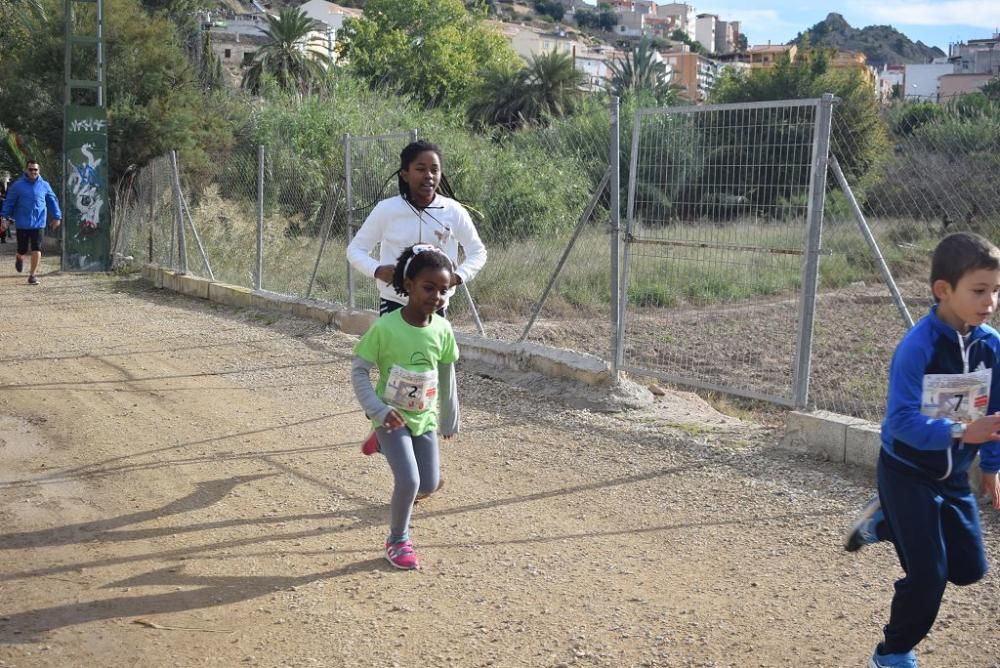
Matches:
[377,426,440,543]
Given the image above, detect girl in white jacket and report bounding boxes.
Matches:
[346,140,487,316]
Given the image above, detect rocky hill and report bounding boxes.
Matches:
[792,12,946,68]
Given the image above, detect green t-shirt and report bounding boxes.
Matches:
[354,309,459,436]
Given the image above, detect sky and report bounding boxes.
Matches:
[582,1,1000,52]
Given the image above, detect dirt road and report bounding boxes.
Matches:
[1,251,998,667]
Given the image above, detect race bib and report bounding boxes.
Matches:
[385,365,437,412]
[920,368,992,422]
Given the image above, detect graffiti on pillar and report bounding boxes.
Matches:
[64,105,110,271]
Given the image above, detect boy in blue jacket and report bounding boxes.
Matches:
[845,232,1000,668]
[0,160,62,285]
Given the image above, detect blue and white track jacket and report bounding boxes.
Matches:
[881,305,1000,478]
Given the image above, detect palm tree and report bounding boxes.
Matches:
[241,8,332,96]
[521,50,587,120]
[468,61,530,130]
[607,35,686,105]
[469,51,585,130]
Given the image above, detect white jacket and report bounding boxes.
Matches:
[346,194,488,305]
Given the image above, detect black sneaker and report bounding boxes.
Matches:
[15,257,23,273]
[27,275,39,285]
[845,496,884,552]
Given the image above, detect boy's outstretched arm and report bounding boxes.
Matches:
[438,362,459,439]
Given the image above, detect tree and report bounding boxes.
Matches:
[597,8,618,31]
[0,0,234,185]
[521,50,586,119]
[468,61,530,130]
[241,8,332,96]
[575,5,617,31]
[338,0,518,108]
[607,36,686,105]
[533,0,564,21]
[982,75,1000,103]
[469,50,586,129]
[669,29,704,54]
[710,48,890,203]
[0,0,46,53]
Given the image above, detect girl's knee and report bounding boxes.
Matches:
[417,472,439,496]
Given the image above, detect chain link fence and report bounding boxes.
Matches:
[112,101,618,359]
[110,93,1000,424]
[109,154,177,269]
[812,96,1000,421]
[618,98,829,406]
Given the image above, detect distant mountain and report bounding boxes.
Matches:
[791,12,946,69]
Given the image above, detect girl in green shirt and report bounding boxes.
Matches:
[351,244,460,570]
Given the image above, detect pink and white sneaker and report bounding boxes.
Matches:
[384,540,419,570]
[361,432,379,456]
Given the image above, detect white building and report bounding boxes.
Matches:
[949,33,1000,75]
[208,18,270,81]
[576,49,614,90]
[499,23,612,91]
[658,2,696,35]
[614,11,645,38]
[298,0,362,62]
[633,0,657,15]
[878,64,905,101]
[695,14,717,53]
[715,20,740,55]
[903,62,956,101]
[507,24,581,59]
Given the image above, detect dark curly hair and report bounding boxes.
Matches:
[392,244,454,297]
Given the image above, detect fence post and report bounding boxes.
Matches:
[306,183,342,300]
[255,144,264,291]
[616,108,643,373]
[829,155,913,329]
[410,128,418,143]
[170,150,188,275]
[520,169,611,342]
[148,160,155,263]
[609,96,621,378]
[793,94,835,410]
[344,134,355,308]
[178,189,215,281]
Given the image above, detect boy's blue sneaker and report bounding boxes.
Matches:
[868,648,917,667]
[845,496,884,552]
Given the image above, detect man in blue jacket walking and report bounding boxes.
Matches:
[0,159,62,285]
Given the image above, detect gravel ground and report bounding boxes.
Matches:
[1,250,999,668]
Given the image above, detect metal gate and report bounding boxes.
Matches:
[616,96,834,407]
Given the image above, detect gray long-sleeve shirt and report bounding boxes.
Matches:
[351,356,459,436]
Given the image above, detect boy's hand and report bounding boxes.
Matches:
[441,432,455,440]
[383,410,405,431]
[961,413,1000,444]
[981,472,1000,510]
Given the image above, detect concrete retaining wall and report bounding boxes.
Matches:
[783,409,984,485]
[141,264,612,387]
